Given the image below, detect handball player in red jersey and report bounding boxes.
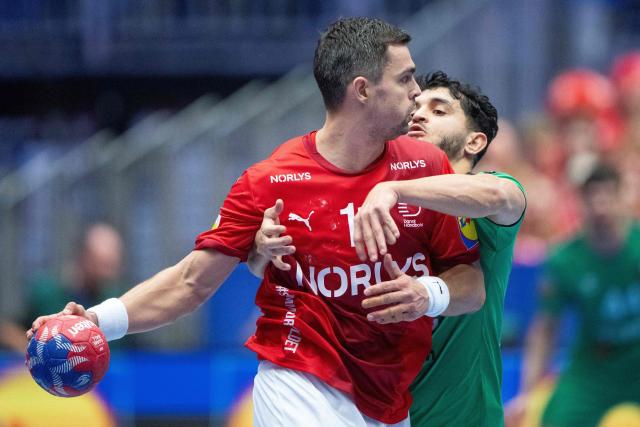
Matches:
[28,18,484,427]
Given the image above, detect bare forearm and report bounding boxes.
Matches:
[390,174,522,223]
[440,262,485,316]
[120,250,238,334]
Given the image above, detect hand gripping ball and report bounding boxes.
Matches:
[25,315,110,397]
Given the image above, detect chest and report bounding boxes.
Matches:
[568,253,640,323]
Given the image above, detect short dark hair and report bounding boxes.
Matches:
[581,163,620,193]
[314,17,411,112]
[416,71,498,166]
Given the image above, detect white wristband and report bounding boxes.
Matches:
[88,298,129,342]
[417,276,450,317]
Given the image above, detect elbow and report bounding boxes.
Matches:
[486,183,511,214]
[467,264,486,313]
[467,285,486,313]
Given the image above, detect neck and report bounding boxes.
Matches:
[315,112,387,173]
[586,220,629,255]
[450,158,473,174]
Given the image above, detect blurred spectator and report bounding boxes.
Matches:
[477,119,566,264]
[610,51,640,217]
[0,319,29,352]
[0,223,127,353]
[25,223,124,324]
[505,164,640,426]
[547,69,623,184]
[0,223,123,351]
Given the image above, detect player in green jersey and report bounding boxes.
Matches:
[508,164,640,427]
[251,71,526,426]
[353,72,526,427]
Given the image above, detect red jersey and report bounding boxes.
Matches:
[195,131,479,423]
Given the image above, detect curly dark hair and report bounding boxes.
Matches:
[314,17,411,112]
[416,71,498,166]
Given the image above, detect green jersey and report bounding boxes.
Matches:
[409,172,525,427]
[539,221,640,427]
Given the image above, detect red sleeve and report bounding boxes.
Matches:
[194,171,263,262]
[427,148,480,274]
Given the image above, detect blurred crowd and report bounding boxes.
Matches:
[478,50,640,266]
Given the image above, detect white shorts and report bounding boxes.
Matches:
[253,360,410,427]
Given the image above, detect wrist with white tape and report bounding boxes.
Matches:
[416,276,450,317]
[87,298,129,341]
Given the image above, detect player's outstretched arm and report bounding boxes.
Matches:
[520,310,558,392]
[28,249,239,339]
[354,174,526,261]
[362,255,484,323]
[247,199,295,278]
[504,308,558,426]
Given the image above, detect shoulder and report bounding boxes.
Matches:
[243,134,309,181]
[480,171,525,193]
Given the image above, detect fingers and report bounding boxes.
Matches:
[382,213,400,241]
[363,280,403,298]
[355,214,382,262]
[260,224,287,237]
[270,246,296,257]
[272,256,292,271]
[366,304,421,324]
[62,301,86,316]
[362,260,428,323]
[382,223,398,246]
[370,215,388,259]
[362,290,407,310]
[273,199,284,216]
[27,302,86,339]
[353,218,367,262]
[354,208,399,262]
[383,253,403,279]
[257,233,292,248]
[264,199,284,222]
[257,235,295,258]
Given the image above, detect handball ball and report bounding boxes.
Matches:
[25,315,110,397]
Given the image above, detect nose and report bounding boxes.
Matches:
[410,78,421,100]
[411,107,426,123]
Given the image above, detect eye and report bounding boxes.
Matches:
[433,109,446,116]
[401,75,411,84]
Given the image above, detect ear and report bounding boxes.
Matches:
[351,76,370,105]
[464,132,488,157]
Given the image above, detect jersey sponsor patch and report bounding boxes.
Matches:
[397,203,421,217]
[398,203,424,228]
[288,210,314,231]
[457,217,479,249]
[269,172,311,183]
[390,160,426,171]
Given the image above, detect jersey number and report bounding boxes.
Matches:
[339,202,356,247]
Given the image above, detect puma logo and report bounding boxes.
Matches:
[288,211,314,231]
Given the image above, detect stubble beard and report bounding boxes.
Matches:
[438,134,467,162]
[373,106,413,141]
